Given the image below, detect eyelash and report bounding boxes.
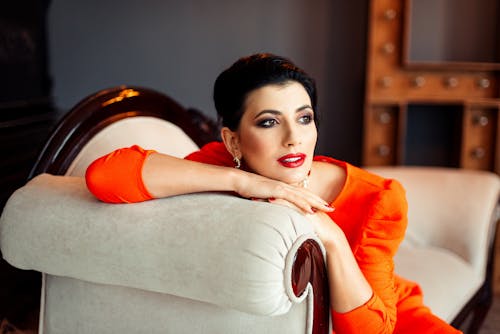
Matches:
[256,114,314,128]
[257,119,277,128]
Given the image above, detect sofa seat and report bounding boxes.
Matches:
[367,166,499,331]
[395,243,482,323]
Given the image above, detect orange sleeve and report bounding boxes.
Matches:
[85,145,156,203]
[184,141,233,167]
[333,179,408,333]
[86,141,229,203]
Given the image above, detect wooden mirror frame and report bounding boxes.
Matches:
[402,0,500,71]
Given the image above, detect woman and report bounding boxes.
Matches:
[86,53,461,334]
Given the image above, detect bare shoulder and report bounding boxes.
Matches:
[309,160,346,203]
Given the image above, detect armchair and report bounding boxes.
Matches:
[0,86,498,333]
[0,86,330,334]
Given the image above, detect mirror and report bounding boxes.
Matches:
[403,0,500,70]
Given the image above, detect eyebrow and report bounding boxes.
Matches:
[254,105,313,119]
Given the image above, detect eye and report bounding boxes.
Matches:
[298,114,313,125]
[257,118,278,128]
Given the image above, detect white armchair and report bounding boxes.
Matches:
[0,86,330,334]
[0,86,498,334]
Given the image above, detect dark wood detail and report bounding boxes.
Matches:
[29,86,220,178]
[291,239,330,334]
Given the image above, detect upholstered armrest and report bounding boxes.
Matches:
[0,174,327,318]
[366,166,500,278]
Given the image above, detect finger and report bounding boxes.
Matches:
[270,197,313,215]
[288,188,334,214]
[284,190,318,214]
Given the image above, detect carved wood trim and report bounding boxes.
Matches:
[291,239,330,334]
[28,86,220,178]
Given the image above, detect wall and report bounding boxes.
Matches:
[48,0,368,162]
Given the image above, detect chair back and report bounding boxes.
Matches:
[29,86,219,178]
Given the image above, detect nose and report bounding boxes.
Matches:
[283,123,301,147]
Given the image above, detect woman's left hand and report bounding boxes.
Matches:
[267,198,344,247]
[304,211,345,247]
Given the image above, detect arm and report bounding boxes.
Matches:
[86,145,333,213]
[308,180,407,333]
[307,212,373,313]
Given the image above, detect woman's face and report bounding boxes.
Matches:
[225,81,317,186]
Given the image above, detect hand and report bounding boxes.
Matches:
[233,171,334,214]
[268,198,344,247]
[304,211,345,247]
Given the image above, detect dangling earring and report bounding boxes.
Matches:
[233,156,241,169]
[300,175,309,188]
[300,170,311,188]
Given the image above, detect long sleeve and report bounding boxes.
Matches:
[310,155,409,334]
[85,142,231,203]
[332,180,407,333]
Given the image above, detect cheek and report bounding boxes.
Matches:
[304,128,318,150]
[240,130,270,157]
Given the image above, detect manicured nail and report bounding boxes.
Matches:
[325,203,335,211]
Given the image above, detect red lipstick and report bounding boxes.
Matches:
[278,153,306,168]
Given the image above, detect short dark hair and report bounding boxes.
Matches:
[213,53,318,131]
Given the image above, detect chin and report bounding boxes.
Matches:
[279,173,308,186]
[257,166,309,185]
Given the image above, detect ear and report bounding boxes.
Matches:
[220,127,241,159]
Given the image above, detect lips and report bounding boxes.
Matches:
[278,153,306,168]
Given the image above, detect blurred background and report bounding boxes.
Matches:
[1,0,499,332]
[47,0,367,162]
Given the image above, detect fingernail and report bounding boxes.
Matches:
[325,204,335,211]
[268,197,275,202]
[311,208,317,213]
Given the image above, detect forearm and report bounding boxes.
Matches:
[306,212,373,312]
[142,152,242,198]
[323,237,373,313]
[85,146,246,203]
[87,146,333,212]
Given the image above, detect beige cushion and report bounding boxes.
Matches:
[66,116,199,177]
[394,244,481,322]
[42,275,310,334]
[366,167,499,278]
[0,173,322,317]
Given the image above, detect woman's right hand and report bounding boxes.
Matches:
[232,170,334,214]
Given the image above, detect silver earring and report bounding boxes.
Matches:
[300,175,309,188]
[233,156,241,169]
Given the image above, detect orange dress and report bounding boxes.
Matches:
[86,143,462,334]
